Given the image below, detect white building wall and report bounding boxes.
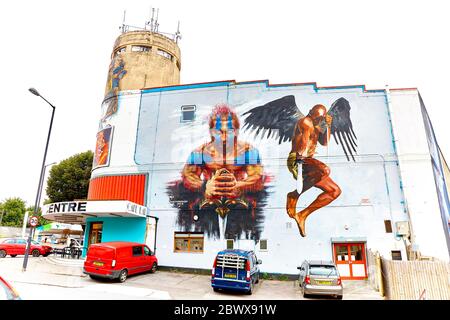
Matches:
[388,89,449,261]
[91,81,449,273]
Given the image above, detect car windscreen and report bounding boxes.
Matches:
[309,265,338,276]
[31,240,40,245]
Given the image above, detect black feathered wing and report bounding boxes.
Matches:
[242,95,304,144]
[328,97,358,161]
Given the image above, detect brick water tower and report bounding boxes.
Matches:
[101,12,181,121]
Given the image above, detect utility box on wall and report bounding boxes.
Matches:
[396,221,410,236]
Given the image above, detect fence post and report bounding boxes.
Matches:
[376,252,385,297]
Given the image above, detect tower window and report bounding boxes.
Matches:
[157,49,173,61]
[181,105,196,122]
[114,47,126,57]
[131,45,151,52]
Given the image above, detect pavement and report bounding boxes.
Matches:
[0,256,384,300]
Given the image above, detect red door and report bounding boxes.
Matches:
[333,242,367,280]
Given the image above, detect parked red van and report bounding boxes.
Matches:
[83,242,158,282]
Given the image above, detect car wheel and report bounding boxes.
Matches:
[118,269,128,283]
[255,273,260,284]
[10,254,17,258]
[213,288,220,292]
[150,262,157,273]
[336,295,343,300]
[32,250,40,257]
[43,253,50,257]
[246,280,253,295]
[0,250,7,258]
[89,275,100,280]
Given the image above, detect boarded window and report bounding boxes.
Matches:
[114,47,126,57]
[157,49,173,60]
[181,105,196,122]
[384,220,393,233]
[131,45,151,52]
[259,239,268,251]
[391,250,402,261]
[226,239,234,250]
[174,232,204,253]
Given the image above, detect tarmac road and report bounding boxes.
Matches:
[0,256,383,300]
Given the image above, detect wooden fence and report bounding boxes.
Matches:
[367,249,450,299]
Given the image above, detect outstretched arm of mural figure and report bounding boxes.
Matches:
[236,164,264,193]
[182,164,204,192]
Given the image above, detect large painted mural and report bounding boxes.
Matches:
[134,94,358,241]
[242,95,357,237]
[167,105,271,240]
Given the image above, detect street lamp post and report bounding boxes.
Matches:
[37,162,57,209]
[22,88,56,272]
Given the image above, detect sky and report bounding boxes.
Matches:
[0,0,449,207]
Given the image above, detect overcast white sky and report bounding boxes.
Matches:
[0,0,449,207]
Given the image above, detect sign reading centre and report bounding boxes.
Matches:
[43,200,149,223]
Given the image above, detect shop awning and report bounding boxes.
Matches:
[42,200,149,224]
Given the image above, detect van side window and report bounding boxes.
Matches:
[132,246,143,256]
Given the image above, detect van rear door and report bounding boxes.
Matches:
[215,253,247,282]
[86,246,115,269]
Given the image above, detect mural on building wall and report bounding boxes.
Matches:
[93,126,113,169]
[167,104,271,241]
[242,95,357,237]
[101,56,127,122]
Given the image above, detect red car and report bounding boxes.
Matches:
[84,242,158,283]
[0,238,53,258]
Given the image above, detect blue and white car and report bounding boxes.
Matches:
[211,249,262,294]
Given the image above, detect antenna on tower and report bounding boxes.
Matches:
[119,10,128,33]
[146,7,160,33]
[175,21,182,43]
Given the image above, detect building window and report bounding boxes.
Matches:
[131,45,151,52]
[384,220,393,233]
[181,105,196,122]
[114,47,126,57]
[226,239,234,250]
[259,239,268,251]
[157,49,173,60]
[174,232,204,253]
[391,250,402,261]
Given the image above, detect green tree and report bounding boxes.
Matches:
[46,151,93,203]
[0,197,27,227]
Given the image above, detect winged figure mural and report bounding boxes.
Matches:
[242,95,357,237]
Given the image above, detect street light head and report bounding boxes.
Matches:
[28,88,40,96]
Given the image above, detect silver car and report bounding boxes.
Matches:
[298,260,343,299]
